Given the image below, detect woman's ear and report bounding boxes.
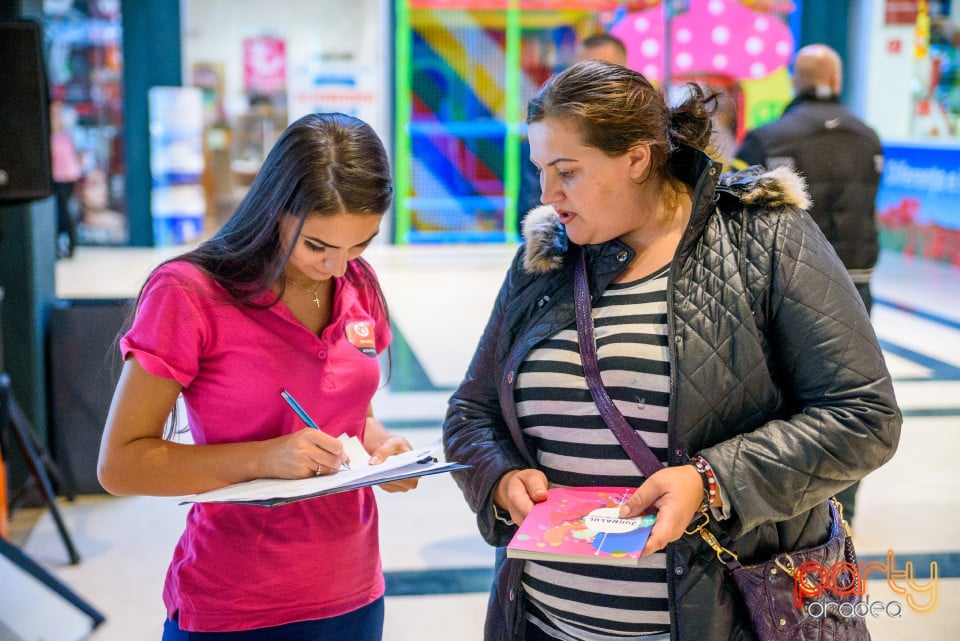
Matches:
[627,144,652,183]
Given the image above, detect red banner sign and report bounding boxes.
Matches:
[243,36,287,94]
[884,0,919,25]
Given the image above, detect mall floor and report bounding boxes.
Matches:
[6,243,958,640]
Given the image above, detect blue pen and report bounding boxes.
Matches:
[280,390,350,470]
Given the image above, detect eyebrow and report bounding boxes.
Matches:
[303,230,380,249]
[545,158,577,166]
[529,157,578,169]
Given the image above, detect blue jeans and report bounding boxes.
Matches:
[162,596,384,641]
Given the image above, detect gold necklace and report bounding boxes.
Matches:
[288,278,323,308]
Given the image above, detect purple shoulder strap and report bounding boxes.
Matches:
[573,251,663,479]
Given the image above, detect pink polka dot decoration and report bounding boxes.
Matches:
[610,0,795,82]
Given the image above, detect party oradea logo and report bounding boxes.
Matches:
[793,550,938,620]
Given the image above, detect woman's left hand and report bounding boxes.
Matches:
[618,464,705,556]
[365,424,419,493]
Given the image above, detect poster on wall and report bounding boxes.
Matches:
[884,0,920,25]
[243,36,287,94]
[289,51,382,138]
[877,142,960,266]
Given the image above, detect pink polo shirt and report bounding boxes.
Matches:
[120,259,391,632]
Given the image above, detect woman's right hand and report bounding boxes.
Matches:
[100,358,350,496]
[261,428,348,479]
[494,468,549,525]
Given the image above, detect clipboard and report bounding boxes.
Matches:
[178,441,468,507]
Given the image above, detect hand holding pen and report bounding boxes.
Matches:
[281,390,351,476]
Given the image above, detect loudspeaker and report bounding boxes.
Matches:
[47,299,131,495]
[0,19,53,204]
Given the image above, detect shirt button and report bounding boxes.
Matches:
[317,347,328,359]
[675,566,685,576]
[616,251,629,262]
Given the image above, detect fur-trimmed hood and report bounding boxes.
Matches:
[520,165,810,274]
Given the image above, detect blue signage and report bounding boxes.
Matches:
[877,142,960,265]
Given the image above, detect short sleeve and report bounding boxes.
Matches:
[120,263,211,388]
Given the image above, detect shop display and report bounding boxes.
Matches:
[148,87,206,246]
[43,1,126,245]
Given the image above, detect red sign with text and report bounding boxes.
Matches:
[243,37,286,94]
[884,0,919,25]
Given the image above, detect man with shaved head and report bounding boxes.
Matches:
[793,43,843,96]
[734,44,884,526]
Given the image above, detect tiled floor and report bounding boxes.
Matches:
[3,244,958,639]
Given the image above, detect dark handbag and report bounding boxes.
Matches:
[697,498,870,641]
[573,252,870,641]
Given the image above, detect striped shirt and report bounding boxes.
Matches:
[515,267,672,640]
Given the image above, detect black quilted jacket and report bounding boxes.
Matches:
[734,94,884,279]
[442,148,901,641]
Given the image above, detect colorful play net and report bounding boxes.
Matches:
[393,1,795,244]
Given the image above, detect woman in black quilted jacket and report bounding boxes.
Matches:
[442,60,901,641]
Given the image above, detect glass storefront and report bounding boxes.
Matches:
[927,6,960,137]
[43,0,126,245]
[181,0,391,243]
[866,0,960,266]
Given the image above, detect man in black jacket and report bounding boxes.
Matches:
[734,43,885,525]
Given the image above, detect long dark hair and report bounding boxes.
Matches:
[122,113,394,436]
[179,111,393,305]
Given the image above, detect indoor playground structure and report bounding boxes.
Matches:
[392,0,797,244]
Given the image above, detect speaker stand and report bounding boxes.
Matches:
[1,372,81,565]
[0,536,105,629]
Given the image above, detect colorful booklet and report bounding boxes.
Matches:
[506,486,656,566]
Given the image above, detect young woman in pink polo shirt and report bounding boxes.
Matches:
[98,112,415,640]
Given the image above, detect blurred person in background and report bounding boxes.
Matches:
[50,99,83,258]
[574,32,627,66]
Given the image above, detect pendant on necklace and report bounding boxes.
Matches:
[289,278,323,309]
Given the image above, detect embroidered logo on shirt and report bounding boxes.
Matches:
[345,321,377,357]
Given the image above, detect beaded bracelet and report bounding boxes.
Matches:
[690,455,718,509]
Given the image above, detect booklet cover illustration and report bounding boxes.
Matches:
[506,486,656,566]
